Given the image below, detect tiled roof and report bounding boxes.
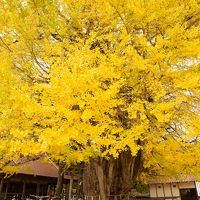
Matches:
[19,159,70,179]
[148,175,197,184]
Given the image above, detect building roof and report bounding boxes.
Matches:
[17,159,71,179]
[148,175,197,184]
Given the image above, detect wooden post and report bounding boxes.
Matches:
[66,183,70,200]
[22,181,26,200]
[62,184,66,200]
[47,185,51,196]
[36,183,40,196]
[155,184,158,198]
[68,177,73,200]
[4,181,9,200]
[0,178,4,195]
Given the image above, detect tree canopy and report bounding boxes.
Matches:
[0,0,200,184]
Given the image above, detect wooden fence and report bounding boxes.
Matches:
[1,194,200,200]
[84,195,200,200]
[84,195,150,200]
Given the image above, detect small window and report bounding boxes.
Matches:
[158,185,162,188]
[173,184,176,187]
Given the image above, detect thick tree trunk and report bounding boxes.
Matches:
[96,165,106,200]
[83,159,99,197]
[54,163,64,200]
[83,150,143,200]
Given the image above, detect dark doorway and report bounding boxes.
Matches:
[180,188,198,200]
[8,181,23,193]
[25,183,37,196]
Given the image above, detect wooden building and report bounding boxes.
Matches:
[0,159,74,200]
[149,177,200,200]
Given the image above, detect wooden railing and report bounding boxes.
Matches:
[85,195,151,200]
[84,195,200,200]
[150,197,199,200]
[0,193,22,200]
[150,197,180,199]
[0,194,199,200]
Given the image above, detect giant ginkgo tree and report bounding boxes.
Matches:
[0,0,200,200]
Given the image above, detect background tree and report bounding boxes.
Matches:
[0,0,200,200]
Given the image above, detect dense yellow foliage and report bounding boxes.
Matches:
[0,0,200,178]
